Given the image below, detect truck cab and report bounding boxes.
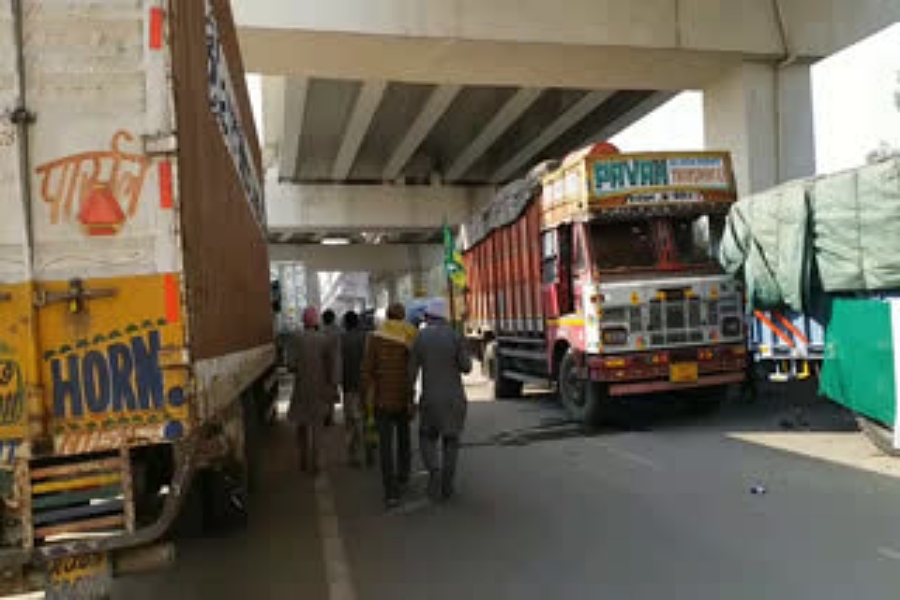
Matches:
[541,145,746,422]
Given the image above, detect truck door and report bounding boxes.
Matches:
[557,224,574,314]
[541,225,575,317]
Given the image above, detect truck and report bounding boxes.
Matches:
[0,0,276,596]
[720,156,900,454]
[461,143,747,424]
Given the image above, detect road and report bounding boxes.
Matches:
[116,376,900,599]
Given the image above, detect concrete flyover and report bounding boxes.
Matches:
[245,0,899,296]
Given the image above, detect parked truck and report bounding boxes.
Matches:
[461,143,747,424]
[0,0,276,596]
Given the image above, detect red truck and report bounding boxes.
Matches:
[461,143,747,424]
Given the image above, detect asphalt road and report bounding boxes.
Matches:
[116,377,900,599]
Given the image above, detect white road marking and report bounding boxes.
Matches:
[877,546,900,561]
[597,442,662,472]
[315,474,357,600]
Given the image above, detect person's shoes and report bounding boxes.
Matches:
[427,471,442,502]
[441,482,455,500]
[442,472,455,500]
[385,496,401,510]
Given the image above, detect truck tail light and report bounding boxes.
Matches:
[601,327,628,345]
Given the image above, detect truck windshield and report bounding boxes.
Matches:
[590,216,720,272]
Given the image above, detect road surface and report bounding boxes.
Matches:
[116,377,900,599]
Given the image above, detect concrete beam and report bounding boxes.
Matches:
[261,76,284,169]
[332,80,388,180]
[491,90,613,183]
[280,77,308,179]
[270,243,442,272]
[580,91,678,147]
[235,0,899,62]
[383,85,462,181]
[266,179,493,231]
[445,88,543,181]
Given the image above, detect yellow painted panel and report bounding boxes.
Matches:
[0,283,36,464]
[37,274,190,454]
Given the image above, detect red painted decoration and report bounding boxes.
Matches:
[78,185,126,236]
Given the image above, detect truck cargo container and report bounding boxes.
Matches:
[462,143,746,424]
[0,0,276,596]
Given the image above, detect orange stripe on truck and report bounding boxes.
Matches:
[164,274,180,324]
[158,160,173,209]
[149,7,164,50]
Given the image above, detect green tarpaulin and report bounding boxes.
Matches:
[819,298,897,427]
[719,181,810,312]
[719,157,900,312]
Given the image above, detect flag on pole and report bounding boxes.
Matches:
[443,223,467,288]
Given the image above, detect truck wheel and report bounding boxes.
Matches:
[493,350,523,400]
[856,415,900,457]
[558,350,606,427]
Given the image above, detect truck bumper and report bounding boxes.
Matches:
[608,371,745,397]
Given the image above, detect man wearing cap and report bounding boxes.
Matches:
[362,302,418,508]
[409,298,473,500]
[287,307,338,474]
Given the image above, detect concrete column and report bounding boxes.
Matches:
[704,61,815,196]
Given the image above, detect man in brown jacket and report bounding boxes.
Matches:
[361,302,418,507]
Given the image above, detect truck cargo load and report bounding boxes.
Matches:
[0,0,275,596]
[720,157,900,313]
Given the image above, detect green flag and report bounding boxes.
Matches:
[443,223,466,288]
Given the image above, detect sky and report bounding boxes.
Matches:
[612,23,900,175]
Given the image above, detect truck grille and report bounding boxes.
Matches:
[30,451,132,544]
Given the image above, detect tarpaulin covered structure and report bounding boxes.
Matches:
[720,158,900,313]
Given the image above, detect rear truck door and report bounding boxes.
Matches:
[0,0,37,559]
[2,0,190,565]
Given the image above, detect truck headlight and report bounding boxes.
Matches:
[602,327,629,345]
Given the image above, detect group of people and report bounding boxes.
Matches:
[287,299,472,508]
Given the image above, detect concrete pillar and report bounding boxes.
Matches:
[305,268,321,308]
[704,61,815,196]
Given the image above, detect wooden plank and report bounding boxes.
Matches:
[32,474,121,496]
[31,458,121,481]
[34,499,125,526]
[35,515,125,539]
[120,447,136,533]
[32,486,122,511]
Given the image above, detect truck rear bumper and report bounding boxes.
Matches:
[608,371,745,397]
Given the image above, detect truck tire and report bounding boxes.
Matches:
[856,415,900,457]
[493,349,523,400]
[558,350,606,427]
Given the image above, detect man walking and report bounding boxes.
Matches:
[287,307,337,474]
[340,311,367,467]
[362,303,418,508]
[409,298,472,501]
[321,309,342,427]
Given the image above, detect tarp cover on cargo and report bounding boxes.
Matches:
[819,297,897,427]
[459,162,554,251]
[720,157,900,312]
